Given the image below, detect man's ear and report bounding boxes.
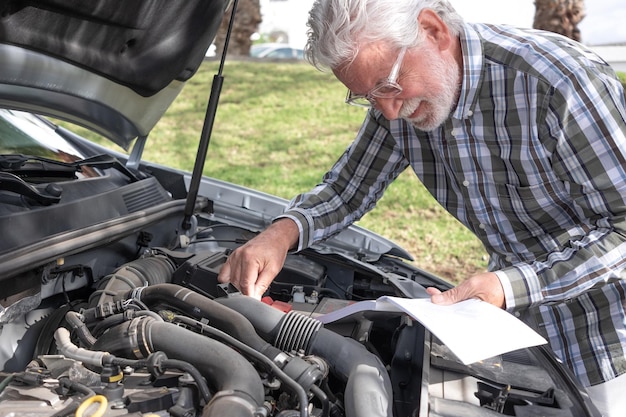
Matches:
[417,9,452,51]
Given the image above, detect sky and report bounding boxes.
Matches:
[448,0,626,45]
[259,0,626,48]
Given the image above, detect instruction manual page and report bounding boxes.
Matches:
[317,296,547,365]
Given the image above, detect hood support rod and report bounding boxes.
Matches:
[182,0,239,231]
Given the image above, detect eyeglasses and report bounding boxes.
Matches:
[345,46,407,108]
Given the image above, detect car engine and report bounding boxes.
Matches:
[0,229,592,417]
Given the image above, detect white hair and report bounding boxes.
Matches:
[305,0,465,70]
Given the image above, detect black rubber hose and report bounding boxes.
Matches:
[216,296,393,417]
[163,358,213,404]
[173,314,309,417]
[110,355,212,404]
[92,318,264,416]
[131,285,324,396]
[311,384,330,417]
[50,377,96,417]
[89,255,175,307]
[129,283,282,359]
[150,321,265,417]
[90,313,127,337]
[64,311,98,348]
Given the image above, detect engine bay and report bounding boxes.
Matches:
[0,116,595,416]
[0,188,589,416]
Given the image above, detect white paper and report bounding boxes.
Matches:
[317,296,547,365]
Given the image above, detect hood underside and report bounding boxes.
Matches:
[0,0,231,149]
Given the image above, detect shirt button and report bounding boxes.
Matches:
[478,223,486,230]
[506,256,514,263]
[462,180,470,187]
[466,110,473,117]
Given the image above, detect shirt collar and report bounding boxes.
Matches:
[452,23,484,120]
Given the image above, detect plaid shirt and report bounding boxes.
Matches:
[279,23,626,386]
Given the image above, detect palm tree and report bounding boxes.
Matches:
[533,0,585,41]
[214,0,262,57]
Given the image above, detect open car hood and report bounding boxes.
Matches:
[0,0,231,149]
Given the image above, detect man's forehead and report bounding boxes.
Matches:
[334,42,390,79]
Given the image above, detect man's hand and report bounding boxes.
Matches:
[217,219,299,299]
[426,272,506,309]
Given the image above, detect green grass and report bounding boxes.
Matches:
[81,60,492,283]
[617,71,626,90]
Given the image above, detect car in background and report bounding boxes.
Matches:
[0,1,601,417]
[250,42,304,59]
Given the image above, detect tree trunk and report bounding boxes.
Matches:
[214,0,262,57]
[533,0,585,41]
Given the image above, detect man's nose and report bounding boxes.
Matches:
[375,96,404,120]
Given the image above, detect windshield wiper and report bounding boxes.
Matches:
[76,154,141,182]
[0,154,140,182]
[0,154,76,179]
[0,172,61,205]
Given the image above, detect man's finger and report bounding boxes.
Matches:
[430,287,459,305]
[425,287,442,296]
[238,262,261,297]
[217,261,231,284]
[252,269,276,299]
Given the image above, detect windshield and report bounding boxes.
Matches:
[0,109,86,163]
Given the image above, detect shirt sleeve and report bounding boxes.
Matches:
[275,111,409,251]
[499,67,626,311]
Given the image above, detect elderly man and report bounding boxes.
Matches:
[218,1,626,414]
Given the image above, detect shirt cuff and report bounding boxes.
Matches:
[274,209,311,252]
[495,263,543,311]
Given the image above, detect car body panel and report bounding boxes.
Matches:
[250,42,304,59]
[0,0,231,148]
